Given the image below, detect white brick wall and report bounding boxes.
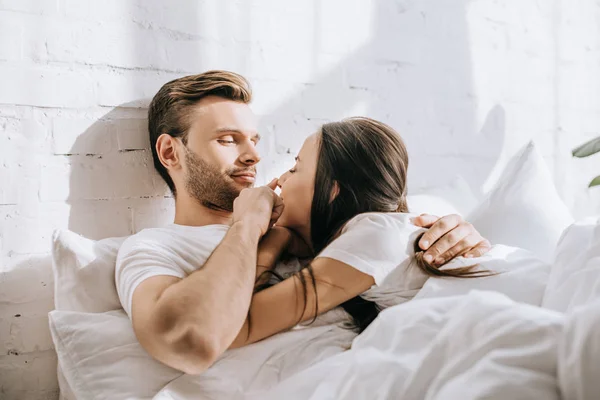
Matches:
[1,0,599,398]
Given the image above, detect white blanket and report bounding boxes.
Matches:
[157,289,600,400]
[51,222,600,399]
[155,245,572,400]
[249,291,564,400]
[156,291,568,400]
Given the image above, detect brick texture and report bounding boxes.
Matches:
[1,0,600,398]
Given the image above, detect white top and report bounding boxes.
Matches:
[115,223,229,316]
[115,212,437,319]
[318,212,431,309]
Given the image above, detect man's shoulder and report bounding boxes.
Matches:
[118,223,229,257]
[127,225,178,242]
[118,226,179,256]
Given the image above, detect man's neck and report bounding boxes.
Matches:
[173,193,233,227]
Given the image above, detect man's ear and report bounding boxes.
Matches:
[156,134,183,171]
[329,181,340,204]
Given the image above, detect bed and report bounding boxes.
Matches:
[48,143,600,399]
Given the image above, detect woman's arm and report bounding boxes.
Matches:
[230,257,374,348]
[255,227,293,287]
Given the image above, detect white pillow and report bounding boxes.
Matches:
[467,142,573,262]
[542,217,600,312]
[408,175,478,217]
[49,309,182,399]
[51,229,126,313]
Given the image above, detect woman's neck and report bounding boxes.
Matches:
[291,225,315,256]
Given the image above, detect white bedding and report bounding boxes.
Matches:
[155,291,567,400]
[248,291,564,400]
[153,246,561,400]
[154,229,600,400]
[51,142,582,400]
[155,292,600,400]
[52,243,568,400]
[52,219,600,400]
[50,244,550,400]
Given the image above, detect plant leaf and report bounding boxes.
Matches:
[589,176,600,188]
[573,136,600,158]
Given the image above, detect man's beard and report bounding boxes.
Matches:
[183,147,253,212]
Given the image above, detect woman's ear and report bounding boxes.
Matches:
[329,181,340,204]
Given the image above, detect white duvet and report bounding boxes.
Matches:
[155,295,600,400]
[51,228,600,400]
[155,291,566,400]
[153,235,600,400]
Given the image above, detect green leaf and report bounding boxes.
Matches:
[589,176,600,188]
[573,136,600,158]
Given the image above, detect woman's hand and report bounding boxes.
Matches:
[413,214,492,265]
[255,226,294,287]
[259,226,294,258]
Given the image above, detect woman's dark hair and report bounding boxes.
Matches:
[257,117,491,333]
[302,117,490,333]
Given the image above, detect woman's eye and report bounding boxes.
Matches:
[289,168,296,173]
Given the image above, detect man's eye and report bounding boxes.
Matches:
[217,139,235,144]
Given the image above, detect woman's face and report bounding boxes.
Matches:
[276,133,320,232]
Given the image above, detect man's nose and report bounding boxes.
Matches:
[239,142,261,165]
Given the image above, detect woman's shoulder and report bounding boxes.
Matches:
[342,212,421,233]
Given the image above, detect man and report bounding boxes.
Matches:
[115,70,491,375]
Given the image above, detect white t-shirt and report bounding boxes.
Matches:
[115,223,229,317]
[116,213,435,319]
[318,212,431,309]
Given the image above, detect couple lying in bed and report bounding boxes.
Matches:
[115,70,493,376]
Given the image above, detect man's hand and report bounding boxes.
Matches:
[413,214,491,265]
[233,179,284,236]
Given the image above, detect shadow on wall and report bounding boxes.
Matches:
[68,2,510,236]
[66,101,174,240]
[257,0,506,194]
[0,102,168,398]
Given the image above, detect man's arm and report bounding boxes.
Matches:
[131,221,261,375]
[130,185,283,375]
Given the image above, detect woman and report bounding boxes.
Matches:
[230,117,492,348]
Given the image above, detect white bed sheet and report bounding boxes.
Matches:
[154,246,560,400]
[156,291,566,400]
[56,236,600,400]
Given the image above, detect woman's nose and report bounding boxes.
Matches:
[278,171,290,187]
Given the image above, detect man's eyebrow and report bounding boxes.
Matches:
[215,128,261,141]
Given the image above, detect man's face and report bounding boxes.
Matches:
[181,96,261,211]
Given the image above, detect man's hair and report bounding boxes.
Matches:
[147,70,252,196]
